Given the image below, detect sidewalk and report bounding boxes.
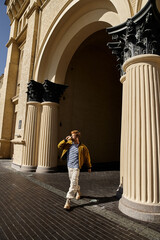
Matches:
[0,160,160,240]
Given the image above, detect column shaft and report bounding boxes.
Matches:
[119,55,160,222]
[21,102,41,171]
[36,102,59,173]
[117,75,126,198]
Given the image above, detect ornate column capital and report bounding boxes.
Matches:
[107,0,160,76]
[42,80,68,103]
[27,79,68,103]
[27,80,44,102]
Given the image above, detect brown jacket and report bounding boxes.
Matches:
[58,139,92,169]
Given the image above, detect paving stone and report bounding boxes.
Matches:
[0,160,160,240]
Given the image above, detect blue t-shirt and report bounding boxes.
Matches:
[67,143,79,168]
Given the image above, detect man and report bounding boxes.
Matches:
[58,130,92,210]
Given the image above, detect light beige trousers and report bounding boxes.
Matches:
[66,168,80,199]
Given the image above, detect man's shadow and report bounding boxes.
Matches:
[68,195,118,211]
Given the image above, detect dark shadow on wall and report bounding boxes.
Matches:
[57,161,120,172]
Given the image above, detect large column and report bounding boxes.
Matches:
[119,54,160,222]
[36,80,67,173]
[107,1,160,222]
[21,102,41,171]
[21,80,42,172]
[36,102,59,173]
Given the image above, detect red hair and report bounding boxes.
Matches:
[71,130,81,137]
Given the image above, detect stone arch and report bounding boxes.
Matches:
[58,28,122,166]
[34,0,132,83]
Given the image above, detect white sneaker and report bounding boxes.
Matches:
[76,191,81,200]
[64,199,71,210]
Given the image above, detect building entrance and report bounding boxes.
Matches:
[58,29,122,169]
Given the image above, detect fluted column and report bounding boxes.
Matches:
[119,54,160,222]
[116,75,126,198]
[21,102,41,171]
[36,102,59,173]
[36,80,67,173]
[21,80,43,172]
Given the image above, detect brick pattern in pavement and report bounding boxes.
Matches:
[0,161,159,240]
[28,167,160,235]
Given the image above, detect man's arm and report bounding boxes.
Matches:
[57,139,67,149]
[58,136,72,150]
[84,146,92,172]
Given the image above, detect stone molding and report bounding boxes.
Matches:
[6,37,17,48]
[11,139,25,144]
[0,139,10,143]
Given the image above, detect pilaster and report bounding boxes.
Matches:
[0,19,19,158]
[12,2,41,165]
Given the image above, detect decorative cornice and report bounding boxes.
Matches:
[27,79,68,103]
[11,95,19,104]
[107,0,160,76]
[5,0,30,22]
[6,37,17,48]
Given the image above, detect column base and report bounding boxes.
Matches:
[119,196,160,223]
[36,166,57,173]
[20,165,37,172]
[12,163,21,171]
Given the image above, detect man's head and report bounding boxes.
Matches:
[71,130,81,140]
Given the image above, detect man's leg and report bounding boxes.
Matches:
[64,168,80,209]
[64,168,73,209]
[66,168,80,199]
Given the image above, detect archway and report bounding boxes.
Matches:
[58,29,122,169]
[34,0,132,83]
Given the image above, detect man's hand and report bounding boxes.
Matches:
[66,136,72,141]
[88,168,91,173]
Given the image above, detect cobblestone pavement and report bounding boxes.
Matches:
[0,160,160,240]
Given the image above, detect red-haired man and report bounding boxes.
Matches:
[58,130,92,210]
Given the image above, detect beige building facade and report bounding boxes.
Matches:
[1,0,160,222]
